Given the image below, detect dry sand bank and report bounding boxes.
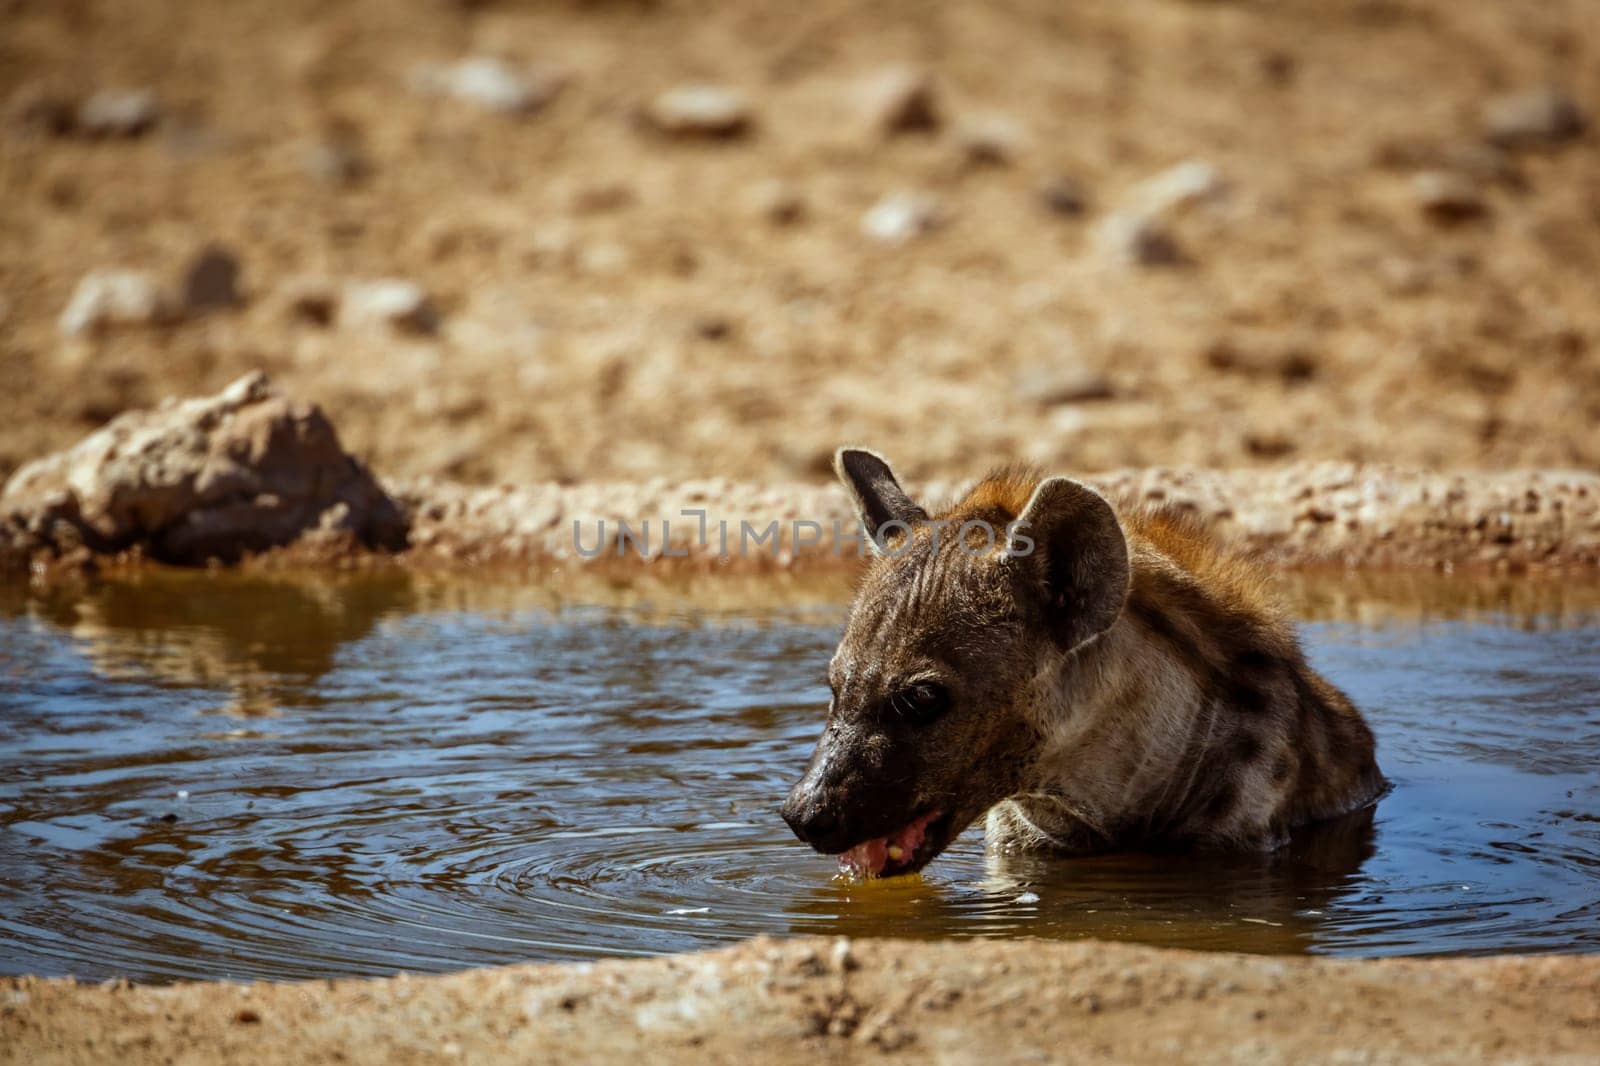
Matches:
[6,936,1599,1066]
[2,372,1596,579]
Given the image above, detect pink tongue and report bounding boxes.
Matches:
[837,810,941,879]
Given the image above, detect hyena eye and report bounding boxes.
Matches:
[891,682,952,726]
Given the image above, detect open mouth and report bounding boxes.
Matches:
[834,808,950,879]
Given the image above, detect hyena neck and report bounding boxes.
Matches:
[998,545,1386,854]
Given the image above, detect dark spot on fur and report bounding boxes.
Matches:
[1125,594,1205,672]
[1235,647,1278,671]
[1224,678,1271,714]
[1230,732,1263,763]
[1201,784,1238,822]
[1272,753,1294,782]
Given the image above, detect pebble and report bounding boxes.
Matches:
[859,65,940,136]
[76,89,160,138]
[341,279,439,335]
[861,192,942,243]
[58,270,173,336]
[1014,362,1115,406]
[1095,211,1185,267]
[692,315,733,341]
[570,183,635,214]
[748,179,806,225]
[281,277,339,327]
[8,83,77,136]
[1132,159,1227,217]
[303,123,371,186]
[643,85,752,139]
[1038,175,1088,216]
[1412,170,1488,223]
[181,246,242,313]
[1094,160,1225,268]
[414,57,561,115]
[1482,86,1586,149]
[1372,138,1522,188]
[955,114,1026,166]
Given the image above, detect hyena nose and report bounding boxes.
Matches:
[780,793,842,851]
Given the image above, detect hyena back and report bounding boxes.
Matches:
[780,449,1386,878]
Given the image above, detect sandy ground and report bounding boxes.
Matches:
[4,371,1597,579]
[6,936,1600,1065]
[388,461,1600,573]
[3,0,1600,489]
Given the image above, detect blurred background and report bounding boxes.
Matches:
[1,0,1596,488]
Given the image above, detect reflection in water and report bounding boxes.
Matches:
[783,807,1379,955]
[8,574,420,716]
[0,573,1596,983]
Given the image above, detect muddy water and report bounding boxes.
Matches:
[1,574,1597,983]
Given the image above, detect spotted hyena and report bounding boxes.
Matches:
[780,449,1386,878]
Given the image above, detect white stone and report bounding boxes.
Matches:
[1483,87,1586,148]
[1131,159,1227,217]
[414,57,559,115]
[645,85,752,138]
[77,89,159,137]
[341,279,439,334]
[861,193,942,244]
[1094,211,1184,267]
[58,270,172,336]
[955,113,1026,165]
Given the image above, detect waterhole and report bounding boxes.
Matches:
[1,573,1597,982]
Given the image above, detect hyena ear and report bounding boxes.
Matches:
[835,448,928,544]
[1010,477,1130,652]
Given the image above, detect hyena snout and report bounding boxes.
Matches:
[779,783,845,852]
[782,737,888,854]
[780,757,851,853]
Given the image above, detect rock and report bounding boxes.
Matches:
[8,83,78,136]
[1095,211,1186,267]
[859,66,940,137]
[1038,175,1088,216]
[77,89,160,138]
[748,179,806,225]
[58,270,174,336]
[1094,160,1225,268]
[1371,138,1523,189]
[692,314,733,341]
[1131,160,1227,217]
[954,114,1025,166]
[570,183,635,214]
[643,85,752,139]
[280,277,339,327]
[1014,362,1115,406]
[1482,87,1586,149]
[1244,431,1296,459]
[413,57,562,115]
[861,192,942,244]
[341,279,439,335]
[181,246,242,313]
[303,123,371,186]
[0,372,407,564]
[1413,170,1488,223]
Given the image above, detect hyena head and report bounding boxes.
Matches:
[780,448,1131,877]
